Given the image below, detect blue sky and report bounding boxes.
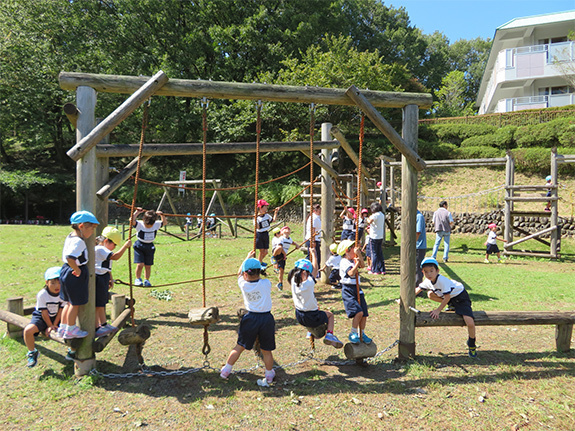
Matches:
[387,0,575,42]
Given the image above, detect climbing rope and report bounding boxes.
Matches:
[252,100,263,252]
[200,97,211,357]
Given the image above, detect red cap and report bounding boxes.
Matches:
[257,199,269,207]
[377,181,382,187]
[347,207,356,216]
[361,208,369,214]
[488,223,497,229]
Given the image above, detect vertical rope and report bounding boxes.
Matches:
[309,103,316,246]
[126,100,150,327]
[201,98,209,308]
[252,101,263,252]
[355,114,365,336]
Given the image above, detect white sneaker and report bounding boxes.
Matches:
[134,278,143,286]
[323,333,343,349]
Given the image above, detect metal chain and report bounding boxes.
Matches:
[90,339,400,379]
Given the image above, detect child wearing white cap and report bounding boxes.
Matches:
[23,267,66,367]
[220,251,276,386]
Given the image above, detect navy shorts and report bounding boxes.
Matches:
[96,273,111,307]
[237,311,276,351]
[328,268,341,285]
[486,243,500,254]
[60,263,89,306]
[341,283,369,318]
[29,310,57,334]
[134,240,156,265]
[276,256,286,269]
[449,290,474,319]
[295,309,328,329]
[341,229,354,240]
[255,231,270,250]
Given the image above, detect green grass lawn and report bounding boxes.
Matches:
[1,223,575,430]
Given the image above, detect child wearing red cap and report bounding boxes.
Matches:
[255,199,279,269]
[484,223,506,263]
[339,207,356,240]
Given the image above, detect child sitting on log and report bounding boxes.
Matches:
[288,247,343,348]
[220,251,276,386]
[23,267,65,367]
[338,239,372,345]
[415,257,477,357]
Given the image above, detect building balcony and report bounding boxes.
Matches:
[495,93,575,113]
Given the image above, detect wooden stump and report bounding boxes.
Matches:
[344,341,377,361]
[188,307,220,326]
[118,324,151,346]
[6,297,24,338]
[556,323,573,352]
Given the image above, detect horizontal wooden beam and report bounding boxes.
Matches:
[505,225,557,248]
[59,72,433,109]
[416,310,575,327]
[505,196,558,202]
[345,85,426,172]
[95,140,340,157]
[506,185,556,191]
[299,150,340,180]
[67,71,169,162]
[389,157,506,167]
[330,126,372,190]
[503,250,556,258]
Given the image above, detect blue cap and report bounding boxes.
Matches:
[295,258,313,273]
[187,212,191,216]
[546,175,552,181]
[44,266,61,280]
[241,258,262,272]
[421,257,439,268]
[70,210,99,225]
[210,213,215,216]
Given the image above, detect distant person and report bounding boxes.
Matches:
[23,267,65,367]
[304,203,322,267]
[415,209,427,288]
[544,175,552,212]
[415,257,477,357]
[431,201,453,263]
[131,207,167,287]
[320,243,342,289]
[339,207,356,240]
[273,225,300,291]
[366,202,385,275]
[356,208,369,243]
[484,223,506,263]
[255,199,279,268]
[58,210,99,340]
[220,251,276,387]
[289,248,343,349]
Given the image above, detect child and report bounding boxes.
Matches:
[220,251,276,386]
[58,210,99,340]
[484,223,506,263]
[357,208,369,243]
[337,239,372,344]
[131,207,167,287]
[270,227,282,274]
[415,257,477,357]
[289,248,343,349]
[273,225,300,291]
[339,207,356,240]
[255,199,279,268]
[185,213,193,227]
[320,243,342,289]
[206,213,217,237]
[23,267,65,367]
[545,175,552,212]
[94,227,131,337]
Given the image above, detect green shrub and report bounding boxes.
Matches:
[429,123,497,146]
[457,146,503,159]
[558,123,575,147]
[515,118,574,148]
[511,148,550,173]
[493,126,517,149]
[418,140,458,160]
[460,134,496,148]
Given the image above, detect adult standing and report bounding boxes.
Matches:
[366,202,385,275]
[415,209,427,287]
[305,204,322,267]
[431,201,454,263]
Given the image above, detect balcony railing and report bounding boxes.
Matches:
[501,93,575,112]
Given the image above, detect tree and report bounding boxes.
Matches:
[432,71,476,118]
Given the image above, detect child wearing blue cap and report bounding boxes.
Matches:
[289,248,343,348]
[220,251,276,386]
[58,210,99,340]
[545,175,552,212]
[415,257,477,357]
[23,267,66,367]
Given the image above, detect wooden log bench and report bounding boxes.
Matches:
[415,311,575,353]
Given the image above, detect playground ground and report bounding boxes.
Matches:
[1,223,575,431]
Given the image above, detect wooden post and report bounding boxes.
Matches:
[398,104,419,360]
[63,103,78,128]
[213,180,235,237]
[321,123,335,282]
[6,297,24,338]
[95,155,109,230]
[75,85,98,376]
[504,152,515,247]
[111,294,126,322]
[556,323,573,352]
[550,148,558,258]
[67,71,169,161]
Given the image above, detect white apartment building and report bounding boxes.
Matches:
[477,10,575,115]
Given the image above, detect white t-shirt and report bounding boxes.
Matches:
[325,254,341,270]
[486,231,497,245]
[95,245,113,275]
[237,276,272,313]
[368,212,385,240]
[291,276,318,312]
[305,213,321,241]
[35,288,65,317]
[135,220,163,243]
[255,214,272,233]
[418,274,464,298]
[279,236,294,254]
[271,235,282,251]
[62,234,88,266]
[342,216,354,231]
[339,257,360,285]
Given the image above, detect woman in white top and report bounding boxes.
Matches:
[366,202,386,275]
